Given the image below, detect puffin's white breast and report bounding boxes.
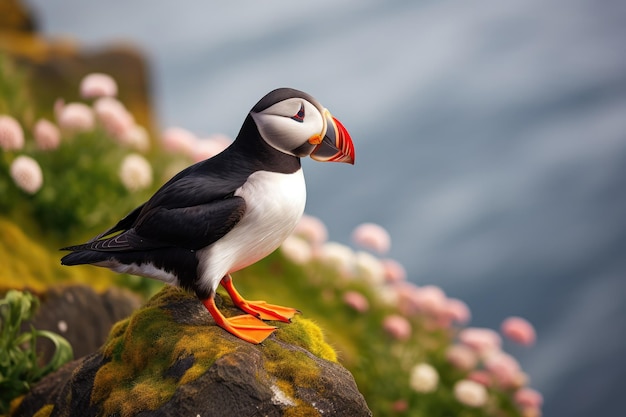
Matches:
[197,169,306,293]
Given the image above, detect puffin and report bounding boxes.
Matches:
[60,88,355,344]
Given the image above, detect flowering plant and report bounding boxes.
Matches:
[0,54,157,240]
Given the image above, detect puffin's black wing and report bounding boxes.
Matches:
[87,203,147,243]
[61,196,246,254]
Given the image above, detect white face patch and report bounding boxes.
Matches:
[250,98,324,156]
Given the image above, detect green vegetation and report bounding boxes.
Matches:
[0,290,73,414]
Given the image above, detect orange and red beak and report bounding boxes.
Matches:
[310,110,355,164]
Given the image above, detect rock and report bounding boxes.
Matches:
[14,286,372,417]
[25,285,141,362]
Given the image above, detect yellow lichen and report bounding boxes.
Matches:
[0,217,117,292]
[89,285,341,416]
[31,404,53,417]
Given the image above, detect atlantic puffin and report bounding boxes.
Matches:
[61,88,355,344]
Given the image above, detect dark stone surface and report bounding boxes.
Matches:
[25,285,141,362]
[14,286,372,417]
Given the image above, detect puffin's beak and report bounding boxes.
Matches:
[310,110,355,164]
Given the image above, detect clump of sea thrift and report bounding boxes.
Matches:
[0,115,24,150]
[80,72,118,98]
[279,217,542,416]
[502,316,537,346]
[454,379,488,407]
[56,102,95,133]
[33,119,61,150]
[409,363,439,393]
[1,69,159,238]
[10,155,43,194]
[352,222,391,254]
[119,153,153,192]
[160,126,232,162]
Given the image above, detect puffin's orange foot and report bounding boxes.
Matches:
[220,275,300,322]
[202,298,277,344]
[235,300,300,322]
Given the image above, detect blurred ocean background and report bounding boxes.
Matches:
[25,0,626,415]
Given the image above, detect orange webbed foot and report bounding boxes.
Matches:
[220,275,300,322]
[202,297,277,344]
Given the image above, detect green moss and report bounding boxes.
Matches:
[89,285,341,417]
[93,286,241,417]
[275,316,337,363]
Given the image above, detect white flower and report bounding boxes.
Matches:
[354,251,385,285]
[10,155,43,194]
[280,235,313,264]
[80,73,118,98]
[454,379,488,407]
[0,115,24,150]
[119,153,153,192]
[318,242,355,276]
[33,119,61,150]
[409,363,439,393]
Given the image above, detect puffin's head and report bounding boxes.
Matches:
[250,88,355,164]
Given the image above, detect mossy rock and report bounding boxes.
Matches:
[14,286,371,417]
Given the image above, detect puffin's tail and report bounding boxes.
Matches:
[60,249,109,266]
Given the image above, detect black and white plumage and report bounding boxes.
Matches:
[61,88,354,344]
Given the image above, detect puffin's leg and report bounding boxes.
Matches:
[202,295,277,344]
[220,275,299,323]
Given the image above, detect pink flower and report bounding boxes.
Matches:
[393,281,422,316]
[0,115,24,150]
[501,316,536,346]
[93,97,135,140]
[293,214,328,248]
[192,134,231,162]
[484,351,526,388]
[33,119,61,150]
[382,314,411,341]
[10,155,43,194]
[467,370,492,387]
[351,222,391,254]
[57,102,95,133]
[119,153,153,192]
[445,344,478,371]
[398,285,448,318]
[381,258,406,283]
[161,126,197,156]
[444,298,471,324]
[280,236,313,264]
[514,387,543,409]
[391,400,408,412]
[343,291,369,313]
[458,327,502,356]
[453,379,488,408]
[80,73,118,98]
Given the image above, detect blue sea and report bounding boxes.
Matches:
[26,1,626,415]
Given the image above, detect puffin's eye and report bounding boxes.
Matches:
[290,103,305,123]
